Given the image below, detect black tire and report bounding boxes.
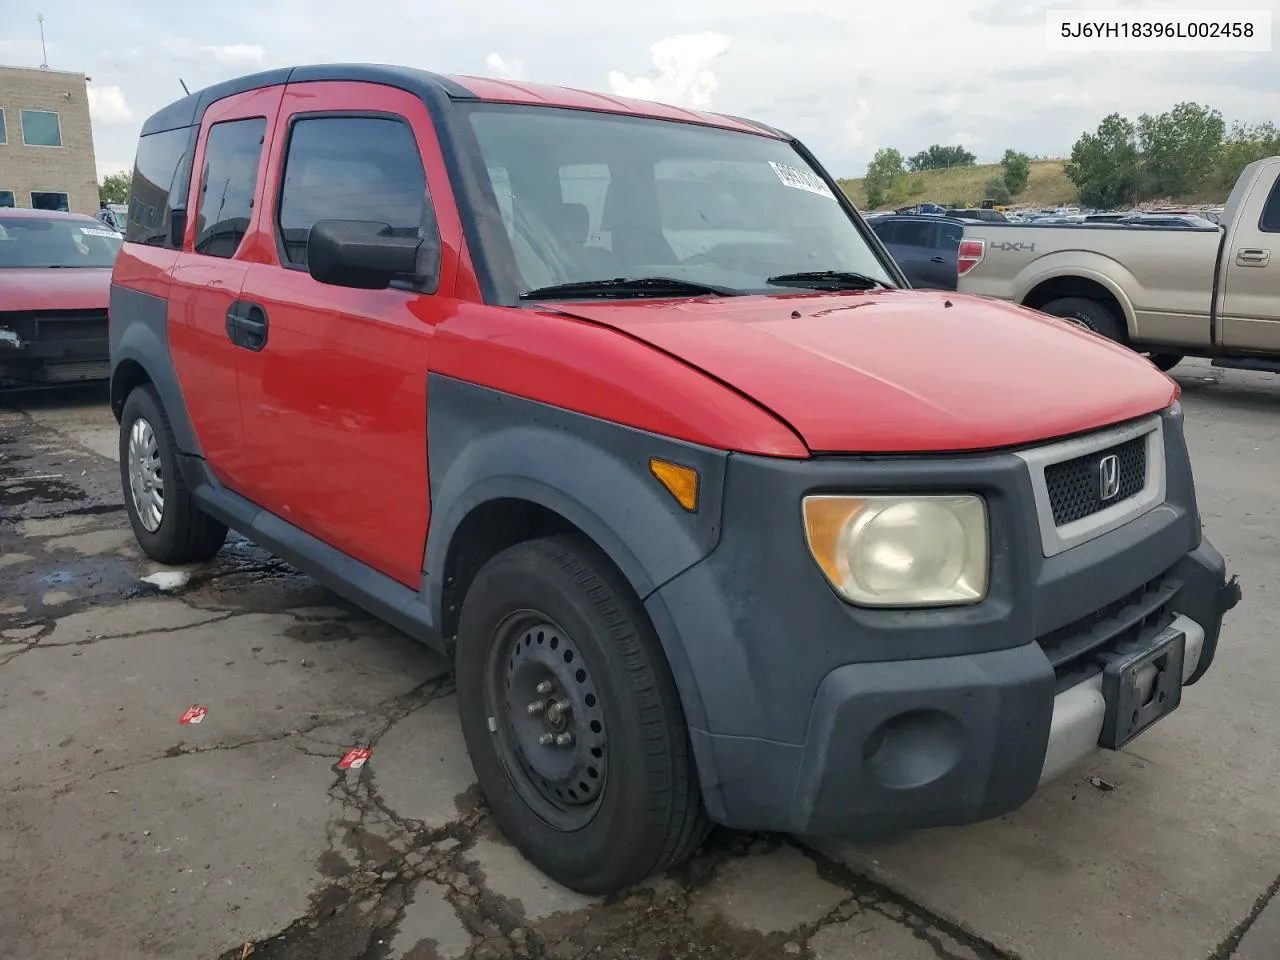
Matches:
[455,535,709,895]
[1148,353,1184,373]
[1040,296,1127,342]
[119,384,228,565]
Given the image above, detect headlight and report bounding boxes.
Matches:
[802,495,988,607]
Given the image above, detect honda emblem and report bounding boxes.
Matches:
[1098,454,1121,501]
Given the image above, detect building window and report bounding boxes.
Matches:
[21,110,63,147]
[0,191,14,207]
[193,117,267,259]
[31,192,70,212]
[0,109,7,144]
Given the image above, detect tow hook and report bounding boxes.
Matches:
[0,328,22,350]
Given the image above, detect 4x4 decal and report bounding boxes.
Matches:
[991,240,1037,253]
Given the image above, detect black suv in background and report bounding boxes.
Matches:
[866,214,968,290]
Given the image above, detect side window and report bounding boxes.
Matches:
[871,219,898,244]
[1259,178,1280,233]
[277,116,427,267]
[895,221,936,248]
[940,224,963,250]
[193,117,266,259]
[125,126,192,246]
[0,191,14,208]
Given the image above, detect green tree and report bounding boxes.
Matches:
[1001,149,1031,197]
[864,147,905,208]
[1065,113,1140,208]
[984,176,1012,205]
[99,171,132,206]
[906,144,977,171]
[1214,121,1280,192]
[1136,102,1224,197]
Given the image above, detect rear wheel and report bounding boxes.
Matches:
[119,384,228,565]
[455,535,709,895]
[1040,296,1182,372]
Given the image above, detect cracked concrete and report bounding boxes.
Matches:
[3,365,1280,960]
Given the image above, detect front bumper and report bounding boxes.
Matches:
[646,405,1238,837]
[693,539,1238,838]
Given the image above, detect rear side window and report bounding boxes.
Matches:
[894,220,937,248]
[870,220,898,243]
[194,117,267,259]
[277,116,427,267]
[125,126,192,246]
[1260,178,1280,233]
[940,223,962,250]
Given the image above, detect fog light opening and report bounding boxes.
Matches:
[864,709,966,790]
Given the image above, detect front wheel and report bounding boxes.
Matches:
[455,535,709,895]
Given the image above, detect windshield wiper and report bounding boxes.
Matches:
[766,270,885,291]
[520,276,742,300]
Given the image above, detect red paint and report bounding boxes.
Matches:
[0,210,116,313]
[178,706,208,725]
[230,81,466,585]
[541,289,1178,452]
[445,75,777,138]
[167,85,287,488]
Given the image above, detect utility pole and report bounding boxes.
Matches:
[37,13,49,69]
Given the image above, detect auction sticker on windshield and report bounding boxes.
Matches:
[769,161,837,199]
[80,227,122,239]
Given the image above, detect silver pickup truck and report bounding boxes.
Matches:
[956,156,1280,374]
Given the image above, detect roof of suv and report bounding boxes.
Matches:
[140,63,788,140]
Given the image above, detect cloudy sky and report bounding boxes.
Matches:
[2,0,1276,181]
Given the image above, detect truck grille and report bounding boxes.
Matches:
[1043,435,1147,526]
[1036,570,1181,689]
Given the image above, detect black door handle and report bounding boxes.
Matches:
[225,301,269,351]
[930,256,946,263]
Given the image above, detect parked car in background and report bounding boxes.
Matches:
[867,214,966,289]
[109,63,1237,897]
[97,208,128,232]
[1116,213,1219,229]
[946,208,1008,222]
[0,209,122,387]
[956,156,1280,375]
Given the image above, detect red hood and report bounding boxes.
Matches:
[0,267,112,312]
[548,289,1178,453]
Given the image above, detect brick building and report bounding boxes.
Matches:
[0,64,100,215]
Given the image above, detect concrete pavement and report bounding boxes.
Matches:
[1,358,1277,959]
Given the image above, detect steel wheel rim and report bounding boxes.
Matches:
[484,611,609,831]
[127,417,164,533]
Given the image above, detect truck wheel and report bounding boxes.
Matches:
[119,384,228,565]
[455,535,709,895]
[1040,296,1126,342]
[1148,353,1184,373]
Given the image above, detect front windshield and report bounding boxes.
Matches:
[465,104,896,297]
[0,216,123,268]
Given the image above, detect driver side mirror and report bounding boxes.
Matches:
[169,207,187,249]
[307,219,439,291]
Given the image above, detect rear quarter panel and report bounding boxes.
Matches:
[958,223,1221,346]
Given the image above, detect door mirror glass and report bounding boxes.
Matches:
[307,219,438,290]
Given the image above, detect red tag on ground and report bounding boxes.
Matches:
[337,747,371,770]
[179,706,208,725]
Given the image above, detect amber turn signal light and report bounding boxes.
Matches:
[649,458,699,511]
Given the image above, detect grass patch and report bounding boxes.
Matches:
[837,161,1077,211]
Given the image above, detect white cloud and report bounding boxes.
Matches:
[836,98,875,156]
[87,85,133,124]
[607,32,731,110]
[947,130,986,146]
[200,43,267,64]
[485,53,525,80]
